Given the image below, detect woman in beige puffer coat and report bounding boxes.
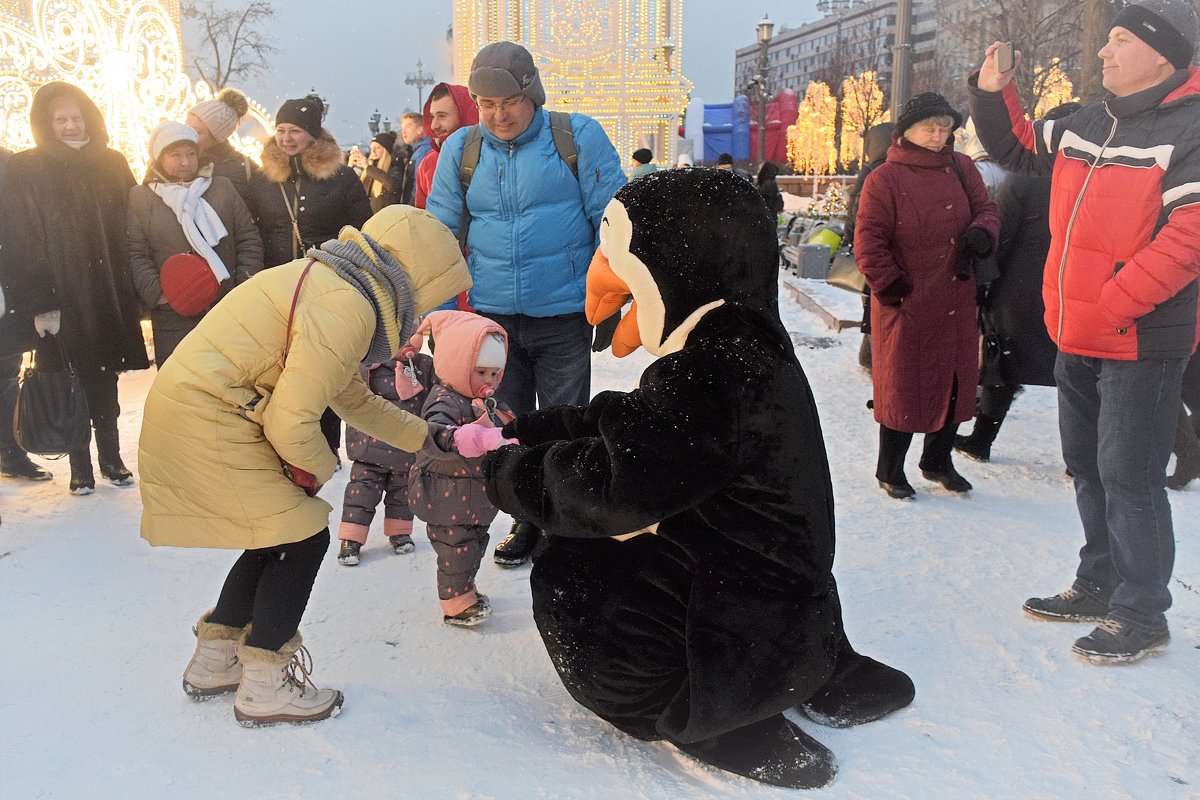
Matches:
[139,205,470,726]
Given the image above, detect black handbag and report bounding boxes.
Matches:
[826,244,866,294]
[977,311,1011,388]
[13,341,91,456]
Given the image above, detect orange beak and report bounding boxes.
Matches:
[585,247,642,357]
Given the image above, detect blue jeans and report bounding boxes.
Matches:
[1055,352,1187,628]
[485,313,591,415]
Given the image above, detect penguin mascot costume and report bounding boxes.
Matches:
[483,169,914,788]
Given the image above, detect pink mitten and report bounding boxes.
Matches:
[453,423,518,458]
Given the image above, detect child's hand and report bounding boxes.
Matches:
[452,424,518,458]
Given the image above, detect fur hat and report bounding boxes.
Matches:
[189,87,248,143]
[149,120,199,162]
[632,148,653,165]
[1113,0,1200,69]
[895,92,963,138]
[372,130,397,153]
[276,94,326,139]
[468,41,546,107]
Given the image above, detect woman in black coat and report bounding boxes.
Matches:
[249,95,372,270]
[1,82,150,494]
[755,161,785,217]
[247,94,372,459]
[954,103,1080,463]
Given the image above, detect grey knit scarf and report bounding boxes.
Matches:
[308,232,415,364]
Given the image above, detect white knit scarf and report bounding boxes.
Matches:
[151,165,231,282]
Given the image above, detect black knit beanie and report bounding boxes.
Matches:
[1113,0,1200,69]
[632,148,653,164]
[276,94,325,139]
[372,131,397,153]
[895,92,964,138]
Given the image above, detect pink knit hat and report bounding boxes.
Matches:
[410,311,507,397]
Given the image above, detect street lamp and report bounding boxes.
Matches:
[405,59,436,110]
[756,15,774,168]
[368,108,381,137]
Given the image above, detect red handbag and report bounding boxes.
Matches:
[161,252,220,316]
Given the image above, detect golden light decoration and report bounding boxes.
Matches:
[787,81,838,176]
[1032,58,1078,120]
[839,70,888,170]
[0,0,271,175]
[453,0,693,168]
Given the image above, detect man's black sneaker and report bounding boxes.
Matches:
[1023,587,1109,621]
[494,521,540,567]
[0,451,52,481]
[920,466,972,493]
[1072,616,1169,663]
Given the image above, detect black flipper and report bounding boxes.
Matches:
[670,714,837,789]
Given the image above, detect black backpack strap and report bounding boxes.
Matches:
[457,125,484,254]
[548,111,578,178]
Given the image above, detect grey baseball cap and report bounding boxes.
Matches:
[468,41,546,107]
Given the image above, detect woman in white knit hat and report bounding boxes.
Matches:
[187,88,258,218]
[128,120,263,365]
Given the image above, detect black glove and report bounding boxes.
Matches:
[592,310,621,352]
[962,227,993,256]
[874,274,912,307]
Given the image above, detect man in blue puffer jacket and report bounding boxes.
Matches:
[428,41,626,566]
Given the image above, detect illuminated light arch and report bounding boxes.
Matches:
[453,0,692,167]
[0,0,271,173]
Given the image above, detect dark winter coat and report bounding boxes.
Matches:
[249,133,372,268]
[346,354,436,470]
[0,82,149,372]
[985,174,1057,387]
[970,67,1200,361]
[845,122,894,242]
[0,146,34,358]
[758,178,784,216]
[206,139,260,221]
[410,383,506,528]
[854,137,1000,432]
[127,171,264,364]
[361,155,406,214]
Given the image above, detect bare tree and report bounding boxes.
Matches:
[929,0,1082,116]
[182,1,278,90]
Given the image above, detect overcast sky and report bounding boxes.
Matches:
[203,0,820,145]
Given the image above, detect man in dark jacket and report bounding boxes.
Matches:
[0,146,52,481]
[970,0,1200,662]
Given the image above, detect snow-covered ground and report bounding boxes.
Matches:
[2,280,1197,799]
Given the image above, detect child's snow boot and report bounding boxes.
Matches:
[182,610,244,699]
[233,632,343,727]
[337,539,361,566]
[389,534,415,554]
[444,600,491,627]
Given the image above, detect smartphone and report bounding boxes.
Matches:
[995,41,1014,73]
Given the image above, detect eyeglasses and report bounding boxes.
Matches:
[476,96,526,113]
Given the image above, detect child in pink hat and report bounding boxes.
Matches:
[409,311,514,626]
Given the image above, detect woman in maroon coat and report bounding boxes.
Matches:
[854,93,1000,499]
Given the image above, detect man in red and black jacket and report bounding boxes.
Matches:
[968,0,1200,663]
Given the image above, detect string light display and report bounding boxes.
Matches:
[838,70,888,170]
[786,81,838,176]
[1033,58,1078,120]
[452,0,693,166]
[0,1,271,175]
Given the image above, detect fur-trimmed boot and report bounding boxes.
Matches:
[233,632,343,727]
[182,611,244,700]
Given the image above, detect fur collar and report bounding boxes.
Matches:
[260,131,345,183]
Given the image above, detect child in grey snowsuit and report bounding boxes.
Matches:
[408,311,513,626]
[337,350,436,565]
